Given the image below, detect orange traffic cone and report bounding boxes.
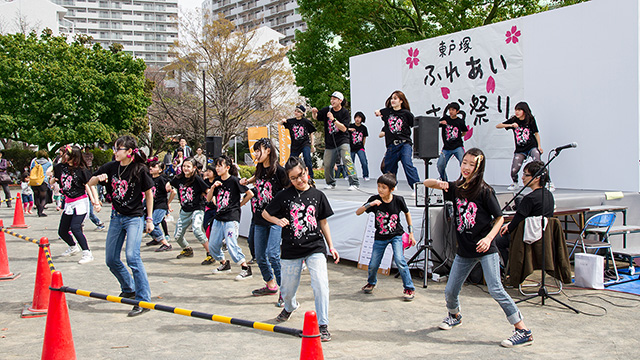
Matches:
[0,219,20,281]
[10,193,29,229]
[300,311,324,360]
[41,271,76,360]
[22,237,51,317]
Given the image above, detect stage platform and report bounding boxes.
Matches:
[239,178,640,270]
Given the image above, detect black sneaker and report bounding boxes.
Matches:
[119,291,136,299]
[501,328,534,348]
[275,304,298,323]
[212,261,231,274]
[146,239,161,246]
[235,266,252,281]
[155,244,172,252]
[319,325,331,342]
[247,258,256,265]
[362,283,375,294]
[127,305,150,317]
[252,285,278,296]
[201,253,215,265]
[176,247,194,259]
[439,313,462,330]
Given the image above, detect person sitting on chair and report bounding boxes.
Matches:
[495,160,554,268]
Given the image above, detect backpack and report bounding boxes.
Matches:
[29,162,45,186]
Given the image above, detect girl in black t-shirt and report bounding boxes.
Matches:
[423,148,533,348]
[202,164,218,248]
[240,138,290,301]
[88,135,154,316]
[437,102,467,181]
[51,145,99,264]
[496,102,544,191]
[375,90,421,189]
[280,105,316,178]
[207,155,254,280]
[146,161,173,252]
[166,157,211,263]
[349,111,370,180]
[356,173,416,301]
[262,156,339,342]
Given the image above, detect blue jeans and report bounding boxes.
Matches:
[368,236,415,290]
[149,208,168,241]
[254,224,282,285]
[280,253,330,326]
[350,149,369,179]
[436,147,465,181]
[209,220,245,264]
[247,221,256,259]
[105,209,151,302]
[323,143,358,187]
[291,146,314,179]
[88,205,103,226]
[383,142,420,189]
[445,253,523,325]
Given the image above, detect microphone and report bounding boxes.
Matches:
[553,142,578,152]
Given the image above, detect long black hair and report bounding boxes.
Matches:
[253,138,278,180]
[455,148,491,200]
[63,144,88,170]
[177,157,200,186]
[215,155,238,177]
[114,135,148,184]
[514,101,534,124]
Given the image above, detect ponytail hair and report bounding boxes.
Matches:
[455,148,490,200]
[215,155,238,177]
[63,144,88,170]
[114,135,148,184]
[285,156,306,175]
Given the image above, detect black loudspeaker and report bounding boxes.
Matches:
[413,116,439,159]
[206,136,222,158]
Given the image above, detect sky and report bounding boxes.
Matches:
[179,0,203,13]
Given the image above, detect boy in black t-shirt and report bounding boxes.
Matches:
[262,157,339,342]
[146,161,174,252]
[437,102,467,181]
[349,111,370,181]
[280,105,316,178]
[356,173,416,301]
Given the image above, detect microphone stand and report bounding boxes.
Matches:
[514,148,578,313]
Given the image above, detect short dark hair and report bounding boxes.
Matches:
[523,160,549,187]
[447,102,460,111]
[354,111,366,123]
[377,172,397,189]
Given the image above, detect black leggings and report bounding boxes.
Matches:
[161,219,169,237]
[58,210,89,251]
[31,183,48,216]
[0,183,10,206]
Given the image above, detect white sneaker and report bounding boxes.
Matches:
[506,183,519,191]
[348,185,359,191]
[363,177,370,182]
[78,250,94,264]
[61,245,80,257]
[323,184,336,190]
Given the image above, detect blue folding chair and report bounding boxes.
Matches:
[566,212,619,283]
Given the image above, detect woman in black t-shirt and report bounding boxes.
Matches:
[51,145,99,264]
[375,90,420,189]
[496,102,543,191]
[88,135,154,317]
[424,148,533,348]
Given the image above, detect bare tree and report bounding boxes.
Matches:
[168,11,297,147]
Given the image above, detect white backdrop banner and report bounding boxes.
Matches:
[401,24,525,159]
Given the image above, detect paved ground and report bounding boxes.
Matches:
[1,188,640,359]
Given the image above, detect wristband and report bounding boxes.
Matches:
[364,202,371,209]
[145,217,153,221]
[408,225,414,233]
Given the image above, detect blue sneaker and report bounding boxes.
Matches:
[501,328,533,348]
[438,313,462,330]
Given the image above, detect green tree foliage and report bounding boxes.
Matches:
[0,31,151,149]
[290,0,587,107]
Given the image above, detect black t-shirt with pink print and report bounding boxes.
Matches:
[170,175,208,213]
[443,181,503,258]
[439,115,467,150]
[284,118,316,153]
[380,108,414,145]
[364,194,409,240]
[252,165,289,227]
[502,116,540,154]
[265,186,333,259]
[349,124,368,152]
[94,161,154,217]
[151,175,169,210]
[317,106,350,149]
[212,175,249,222]
[53,163,91,200]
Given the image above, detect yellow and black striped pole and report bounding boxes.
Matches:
[0,196,18,203]
[54,286,303,338]
[0,226,40,245]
